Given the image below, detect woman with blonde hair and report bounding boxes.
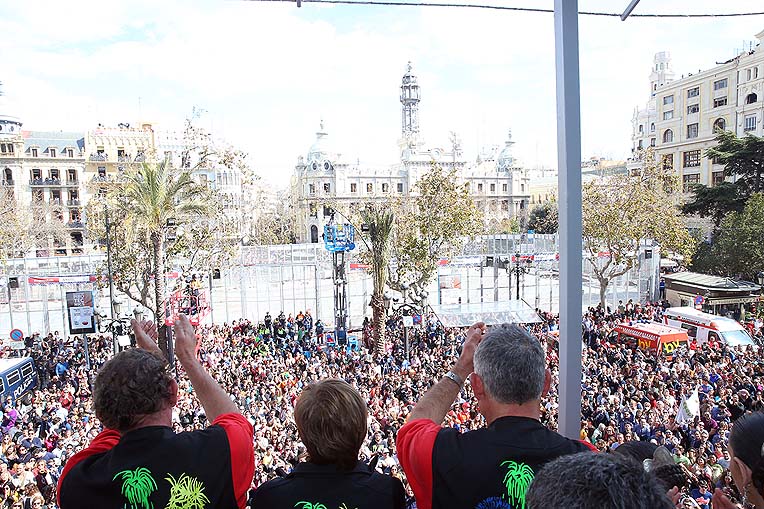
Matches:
[251,379,405,508]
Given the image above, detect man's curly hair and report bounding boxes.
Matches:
[94,349,174,432]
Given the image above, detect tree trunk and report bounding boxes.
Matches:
[152,231,170,362]
[371,292,386,357]
[599,280,608,310]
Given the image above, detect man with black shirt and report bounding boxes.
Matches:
[57,315,254,509]
[397,323,594,509]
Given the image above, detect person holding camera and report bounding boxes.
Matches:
[396,322,594,509]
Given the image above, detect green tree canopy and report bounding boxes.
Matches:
[703,193,764,280]
[388,164,483,290]
[583,150,695,307]
[683,131,764,226]
[527,200,559,234]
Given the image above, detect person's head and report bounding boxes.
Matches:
[93,349,177,432]
[729,411,764,505]
[294,379,367,470]
[526,452,674,509]
[471,324,549,419]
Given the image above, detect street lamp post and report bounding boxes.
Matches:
[104,204,118,354]
[510,252,533,301]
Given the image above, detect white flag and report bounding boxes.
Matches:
[676,388,700,424]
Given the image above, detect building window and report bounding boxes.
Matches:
[397,183,403,193]
[663,129,674,143]
[31,168,41,180]
[323,182,330,193]
[31,148,38,157]
[713,78,728,90]
[638,125,643,134]
[323,205,332,217]
[309,183,315,195]
[366,183,373,193]
[382,183,389,193]
[309,204,317,218]
[745,114,757,132]
[687,104,700,114]
[67,148,74,158]
[662,154,674,171]
[650,123,655,132]
[490,183,496,192]
[682,174,700,192]
[350,183,357,193]
[713,118,726,132]
[521,183,525,192]
[683,150,701,168]
[713,97,728,108]
[747,69,752,81]
[650,138,656,147]
[638,140,644,149]
[746,93,758,105]
[477,183,483,192]
[50,168,59,180]
[502,183,508,192]
[663,95,674,105]
[97,166,106,177]
[687,123,699,139]
[712,171,725,186]
[663,110,674,120]
[687,87,699,98]
[49,148,56,158]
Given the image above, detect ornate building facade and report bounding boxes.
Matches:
[292,63,531,243]
[629,30,764,190]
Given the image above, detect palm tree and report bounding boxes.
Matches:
[113,467,157,509]
[118,161,210,355]
[165,473,210,509]
[359,204,394,356]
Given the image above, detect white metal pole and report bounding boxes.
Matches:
[555,0,583,440]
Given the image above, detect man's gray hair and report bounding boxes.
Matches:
[473,323,545,405]
[526,452,674,509]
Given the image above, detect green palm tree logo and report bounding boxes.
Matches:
[294,502,328,509]
[165,473,210,509]
[113,467,157,509]
[500,460,534,509]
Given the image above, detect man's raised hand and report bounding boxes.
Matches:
[131,319,162,355]
[173,315,198,364]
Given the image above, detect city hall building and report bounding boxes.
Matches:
[291,63,532,244]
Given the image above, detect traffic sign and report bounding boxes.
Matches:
[694,295,704,306]
[9,329,23,341]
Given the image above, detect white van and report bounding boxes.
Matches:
[662,307,756,347]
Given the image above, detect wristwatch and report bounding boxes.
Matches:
[444,370,464,388]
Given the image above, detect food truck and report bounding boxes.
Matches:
[614,322,689,358]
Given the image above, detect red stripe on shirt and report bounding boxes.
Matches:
[395,418,441,509]
[214,413,255,508]
[57,428,121,507]
[579,439,599,452]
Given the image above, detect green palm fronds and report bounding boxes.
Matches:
[500,460,534,509]
[113,467,157,509]
[165,473,211,509]
[294,502,328,509]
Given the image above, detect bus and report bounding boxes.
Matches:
[662,307,756,347]
[0,357,38,403]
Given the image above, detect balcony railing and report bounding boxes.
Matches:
[117,155,130,163]
[67,221,85,229]
[30,178,62,186]
[67,199,81,206]
[89,153,108,162]
[91,175,114,183]
[1,179,13,186]
[64,179,79,186]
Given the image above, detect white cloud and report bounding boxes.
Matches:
[2,0,764,186]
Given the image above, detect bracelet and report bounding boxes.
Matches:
[444,370,464,388]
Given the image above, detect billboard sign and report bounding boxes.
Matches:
[66,291,96,335]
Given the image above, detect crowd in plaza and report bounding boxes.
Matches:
[0,299,763,507]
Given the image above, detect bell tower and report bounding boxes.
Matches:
[400,62,421,139]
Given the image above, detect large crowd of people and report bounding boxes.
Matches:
[0,299,763,508]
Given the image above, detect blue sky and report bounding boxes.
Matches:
[2,0,763,187]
